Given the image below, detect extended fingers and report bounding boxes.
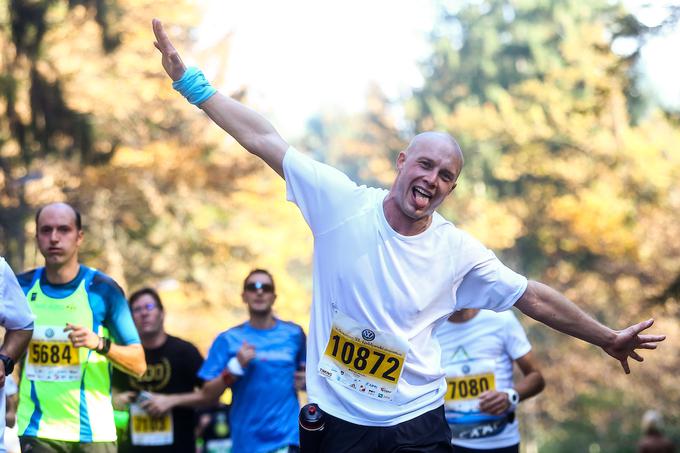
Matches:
[152,19,166,46]
[630,319,654,335]
[637,342,659,350]
[629,351,644,362]
[152,19,176,54]
[637,334,666,343]
[620,358,631,375]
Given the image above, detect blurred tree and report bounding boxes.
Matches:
[0,0,198,268]
[0,1,314,349]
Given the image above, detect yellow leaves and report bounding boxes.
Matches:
[111,146,156,167]
[549,182,637,256]
[620,117,680,194]
[446,102,504,143]
[458,198,525,249]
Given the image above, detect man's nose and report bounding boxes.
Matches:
[422,169,437,186]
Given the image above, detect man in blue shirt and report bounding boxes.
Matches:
[142,269,306,453]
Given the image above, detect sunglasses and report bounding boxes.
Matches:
[245,282,274,293]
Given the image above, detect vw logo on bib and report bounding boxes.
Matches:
[362,329,376,342]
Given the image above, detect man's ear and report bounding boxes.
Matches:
[396,151,407,171]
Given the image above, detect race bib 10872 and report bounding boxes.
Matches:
[318,312,409,401]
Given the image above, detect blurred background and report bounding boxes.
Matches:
[1,0,678,451]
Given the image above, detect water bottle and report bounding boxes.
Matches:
[299,403,325,453]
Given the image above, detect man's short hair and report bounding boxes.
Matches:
[128,287,164,312]
[35,203,83,231]
[243,269,275,292]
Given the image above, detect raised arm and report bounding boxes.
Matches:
[514,280,665,374]
[152,18,288,177]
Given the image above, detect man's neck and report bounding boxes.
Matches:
[45,261,80,285]
[249,313,276,330]
[141,331,168,350]
[382,196,432,236]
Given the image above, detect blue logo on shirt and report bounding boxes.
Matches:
[46,328,55,338]
[362,329,375,341]
[462,364,471,374]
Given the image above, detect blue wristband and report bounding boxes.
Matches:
[172,67,217,105]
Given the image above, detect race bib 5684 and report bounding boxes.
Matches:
[25,326,82,382]
[28,341,79,367]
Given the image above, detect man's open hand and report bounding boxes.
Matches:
[152,18,187,81]
[602,319,665,374]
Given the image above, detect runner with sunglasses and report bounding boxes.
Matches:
[152,19,666,452]
[139,269,306,453]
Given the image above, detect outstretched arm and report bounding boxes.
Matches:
[515,281,665,374]
[152,18,289,177]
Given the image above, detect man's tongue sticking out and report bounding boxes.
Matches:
[413,187,430,210]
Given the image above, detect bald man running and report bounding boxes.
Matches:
[152,19,665,453]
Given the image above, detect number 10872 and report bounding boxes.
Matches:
[324,330,403,383]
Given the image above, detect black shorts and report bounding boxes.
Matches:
[452,444,519,453]
[300,404,453,453]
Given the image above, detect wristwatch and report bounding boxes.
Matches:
[502,388,520,410]
[0,354,15,375]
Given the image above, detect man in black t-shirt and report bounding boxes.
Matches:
[112,288,204,452]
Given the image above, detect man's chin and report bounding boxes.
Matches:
[44,256,65,265]
[404,206,433,222]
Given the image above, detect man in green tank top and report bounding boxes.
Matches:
[16,203,147,453]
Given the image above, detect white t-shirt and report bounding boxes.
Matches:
[283,147,528,426]
[437,310,531,449]
[1,257,35,450]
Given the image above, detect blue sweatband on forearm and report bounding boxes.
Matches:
[172,67,217,106]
